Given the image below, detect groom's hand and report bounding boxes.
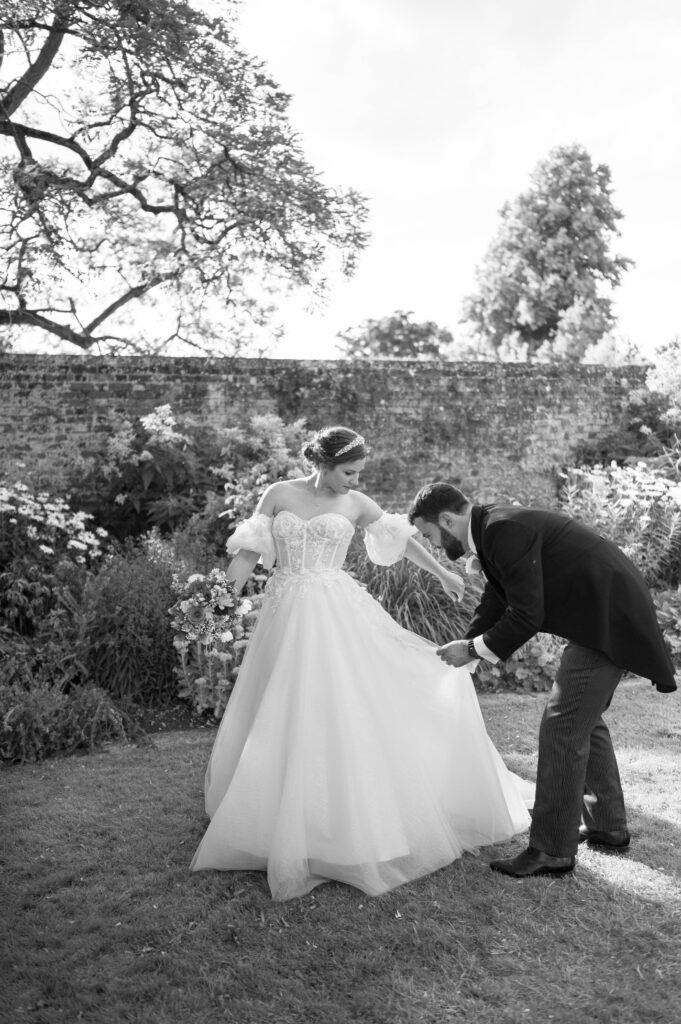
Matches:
[436,639,476,667]
[440,571,464,602]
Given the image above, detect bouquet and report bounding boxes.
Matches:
[169,568,253,717]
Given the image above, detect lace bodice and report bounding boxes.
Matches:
[273,511,354,573]
[226,509,416,573]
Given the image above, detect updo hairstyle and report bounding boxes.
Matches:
[301,426,370,467]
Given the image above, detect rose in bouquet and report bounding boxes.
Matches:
[169,568,254,717]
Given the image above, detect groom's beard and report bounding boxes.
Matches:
[440,524,466,562]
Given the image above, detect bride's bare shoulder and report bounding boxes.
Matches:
[351,490,384,527]
[257,478,308,512]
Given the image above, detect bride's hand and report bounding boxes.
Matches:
[440,570,464,603]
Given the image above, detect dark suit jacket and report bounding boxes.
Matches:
[465,504,677,693]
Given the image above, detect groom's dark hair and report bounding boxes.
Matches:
[408,482,471,524]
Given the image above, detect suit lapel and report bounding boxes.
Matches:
[470,505,502,593]
[470,505,487,563]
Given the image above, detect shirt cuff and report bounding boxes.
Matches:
[473,635,500,664]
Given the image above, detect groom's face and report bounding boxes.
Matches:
[413,514,467,562]
[438,523,466,562]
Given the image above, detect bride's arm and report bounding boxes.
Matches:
[225,485,280,592]
[403,536,464,600]
[356,493,464,601]
[226,549,262,593]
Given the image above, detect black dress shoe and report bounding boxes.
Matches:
[490,846,576,878]
[578,827,630,848]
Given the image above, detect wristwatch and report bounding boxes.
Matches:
[467,639,477,659]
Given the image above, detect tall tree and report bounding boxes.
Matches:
[0,1,368,354]
[337,310,453,359]
[462,144,633,361]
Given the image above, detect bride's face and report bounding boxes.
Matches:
[322,458,366,494]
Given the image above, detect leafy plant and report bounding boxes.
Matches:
[70,405,224,541]
[0,481,106,635]
[0,481,106,572]
[0,679,143,765]
[215,413,308,533]
[559,462,681,587]
[651,588,681,671]
[83,543,178,705]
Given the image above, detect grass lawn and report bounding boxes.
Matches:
[2,678,680,1024]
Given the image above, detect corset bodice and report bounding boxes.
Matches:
[272,511,355,574]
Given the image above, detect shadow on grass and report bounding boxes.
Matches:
[2,688,680,1024]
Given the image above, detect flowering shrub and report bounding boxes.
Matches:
[169,569,255,717]
[559,461,681,587]
[475,633,565,692]
[0,481,106,571]
[214,413,308,530]
[69,404,221,540]
[0,481,107,636]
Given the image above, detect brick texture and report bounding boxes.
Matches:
[0,355,646,509]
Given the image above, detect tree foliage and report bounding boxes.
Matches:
[336,309,454,360]
[462,144,633,361]
[0,0,369,354]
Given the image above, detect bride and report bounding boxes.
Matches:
[190,426,533,900]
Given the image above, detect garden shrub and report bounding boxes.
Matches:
[0,678,144,765]
[652,588,681,671]
[67,405,222,541]
[83,543,178,706]
[63,406,309,547]
[559,461,681,587]
[212,412,308,531]
[0,481,106,636]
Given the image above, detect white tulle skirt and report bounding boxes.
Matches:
[190,569,533,900]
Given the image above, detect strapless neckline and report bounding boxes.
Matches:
[273,510,355,530]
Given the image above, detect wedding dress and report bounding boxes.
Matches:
[190,510,533,900]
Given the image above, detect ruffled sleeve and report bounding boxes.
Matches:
[363,512,417,566]
[226,512,276,570]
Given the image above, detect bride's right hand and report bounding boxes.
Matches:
[440,571,464,603]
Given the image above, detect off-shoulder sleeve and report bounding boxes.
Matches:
[226,513,276,570]
[363,512,417,565]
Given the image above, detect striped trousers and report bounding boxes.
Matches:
[529,642,627,858]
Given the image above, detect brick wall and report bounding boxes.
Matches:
[0,354,646,509]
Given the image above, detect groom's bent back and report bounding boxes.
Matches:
[408,483,676,877]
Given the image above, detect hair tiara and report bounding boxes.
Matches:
[335,435,365,458]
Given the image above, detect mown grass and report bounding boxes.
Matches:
[2,678,680,1024]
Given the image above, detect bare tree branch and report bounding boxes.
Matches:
[0,8,70,117]
[84,271,177,333]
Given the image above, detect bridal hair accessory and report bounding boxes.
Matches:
[335,435,365,457]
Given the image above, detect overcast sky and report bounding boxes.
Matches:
[235,0,681,359]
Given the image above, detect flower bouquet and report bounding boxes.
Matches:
[169,568,253,718]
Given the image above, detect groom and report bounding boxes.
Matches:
[408,483,677,878]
